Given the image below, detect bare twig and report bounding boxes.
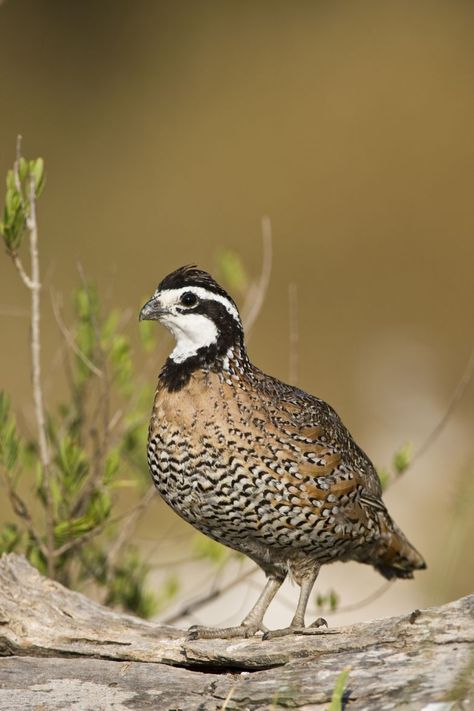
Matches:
[56,469,154,560]
[10,252,36,289]
[326,580,393,616]
[241,216,273,332]
[7,144,55,577]
[107,485,157,569]
[50,290,103,378]
[53,520,110,558]
[162,564,259,624]
[69,264,112,517]
[408,343,474,471]
[288,282,299,386]
[0,465,49,560]
[25,173,55,577]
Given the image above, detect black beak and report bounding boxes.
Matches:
[139,296,164,321]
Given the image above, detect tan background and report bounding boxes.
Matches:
[0,0,473,628]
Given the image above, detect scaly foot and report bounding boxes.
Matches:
[262,617,328,640]
[187,622,268,640]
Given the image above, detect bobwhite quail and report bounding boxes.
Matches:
[140,265,426,639]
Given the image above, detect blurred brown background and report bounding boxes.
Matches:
[0,0,473,628]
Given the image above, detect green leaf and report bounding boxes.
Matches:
[108,334,133,395]
[0,523,22,554]
[103,447,121,484]
[393,442,413,476]
[55,435,89,496]
[30,157,44,190]
[193,533,229,566]
[216,248,248,293]
[0,391,11,424]
[26,543,47,576]
[2,183,26,250]
[315,588,339,613]
[0,392,21,471]
[53,489,111,544]
[18,157,28,181]
[155,574,179,611]
[329,589,339,612]
[74,284,99,322]
[54,517,94,542]
[377,467,391,491]
[6,168,16,191]
[328,668,350,711]
[101,309,120,342]
[138,318,156,352]
[104,547,159,618]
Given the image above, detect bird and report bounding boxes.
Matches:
[139,265,426,639]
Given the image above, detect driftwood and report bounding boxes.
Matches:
[0,554,472,710]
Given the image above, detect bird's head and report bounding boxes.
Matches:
[139,265,244,366]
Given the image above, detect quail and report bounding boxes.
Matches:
[140,266,426,639]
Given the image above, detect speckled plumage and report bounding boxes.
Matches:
[141,266,426,638]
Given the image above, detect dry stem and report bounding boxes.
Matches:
[162,564,259,625]
[50,291,103,378]
[242,216,273,332]
[1,465,49,560]
[24,174,55,577]
[107,485,157,569]
[7,143,55,577]
[408,342,474,471]
[288,281,299,386]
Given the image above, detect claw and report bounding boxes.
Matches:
[309,616,328,628]
[262,619,329,640]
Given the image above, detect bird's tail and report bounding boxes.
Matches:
[370,522,426,580]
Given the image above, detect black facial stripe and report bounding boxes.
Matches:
[174,300,241,326]
[160,298,244,391]
[175,305,199,314]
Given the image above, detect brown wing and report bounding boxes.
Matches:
[212,368,395,554]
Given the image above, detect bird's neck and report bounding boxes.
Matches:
[159,337,249,392]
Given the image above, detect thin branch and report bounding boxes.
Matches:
[55,490,157,562]
[325,580,393,616]
[0,466,49,560]
[53,520,110,558]
[242,216,273,332]
[288,282,299,386]
[407,342,474,471]
[69,264,112,518]
[10,252,36,289]
[107,485,157,568]
[50,290,103,378]
[26,178,52,461]
[162,564,259,625]
[12,161,55,578]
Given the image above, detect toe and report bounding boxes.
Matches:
[309,617,328,628]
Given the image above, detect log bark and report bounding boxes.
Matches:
[0,554,472,710]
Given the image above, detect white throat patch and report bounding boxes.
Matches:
[155,285,241,364]
[162,313,219,364]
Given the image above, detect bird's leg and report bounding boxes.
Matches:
[187,575,284,640]
[263,567,327,640]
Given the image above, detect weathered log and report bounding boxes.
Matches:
[0,554,472,710]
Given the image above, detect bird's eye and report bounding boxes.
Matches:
[180,291,198,307]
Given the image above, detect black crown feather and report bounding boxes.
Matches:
[158,265,235,304]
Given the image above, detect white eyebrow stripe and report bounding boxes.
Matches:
[156,286,241,324]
